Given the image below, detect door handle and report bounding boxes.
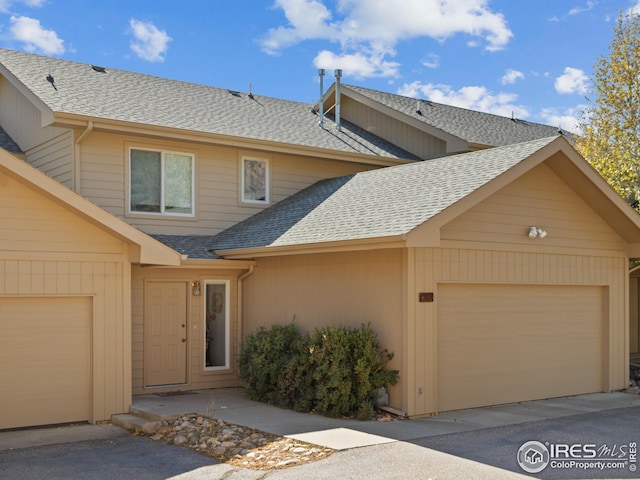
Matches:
[182,338,186,342]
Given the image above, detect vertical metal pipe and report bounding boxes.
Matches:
[334,69,342,132]
[318,69,325,128]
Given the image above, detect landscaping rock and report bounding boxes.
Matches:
[135,413,335,470]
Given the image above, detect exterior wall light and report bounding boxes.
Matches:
[528,226,548,239]
[192,281,201,296]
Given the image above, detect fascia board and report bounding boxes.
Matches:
[216,236,406,259]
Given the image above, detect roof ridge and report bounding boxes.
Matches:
[344,83,561,130]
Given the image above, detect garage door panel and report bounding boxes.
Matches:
[438,284,603,412]
[0,297,91,429]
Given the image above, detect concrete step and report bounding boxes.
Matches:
[112,407,185,434]
[129,406,165,422]
[111,413,150,433]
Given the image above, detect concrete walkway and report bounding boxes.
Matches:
[123,388,640,450]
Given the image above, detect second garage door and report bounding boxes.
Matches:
[0,297,91,429]
[437,284,603,412]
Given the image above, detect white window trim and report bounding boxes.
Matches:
[128,147,195,217]
[203,279,231,371]
[240,155,270,205]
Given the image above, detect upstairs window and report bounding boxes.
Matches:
[130,148,194,216]
[241,156,269,205]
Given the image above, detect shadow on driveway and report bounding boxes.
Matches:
[411,406,640,479]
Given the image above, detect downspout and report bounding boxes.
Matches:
[237,264,256,350]
[74,121,93,192]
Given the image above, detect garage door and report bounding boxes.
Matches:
[0,297,91,429]
[437,284,603,412]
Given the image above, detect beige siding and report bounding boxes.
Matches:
[25,130,74,187]
[131,265,249,394]
[410,247,627,416]
[440,163,626,254]
[242,250,405,406]
[0,76,67,151]
[0,172,131,424]
[0,259,129,423]
[0,169,124,255]
[341,96,446,159]
[78,132,373,236]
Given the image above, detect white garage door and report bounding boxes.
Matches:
[0,297,91,429]
[437,284,603,412]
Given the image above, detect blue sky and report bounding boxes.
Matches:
[0,0,637,132]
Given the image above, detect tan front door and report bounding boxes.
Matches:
[144,281,187,387]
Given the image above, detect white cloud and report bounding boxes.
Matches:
[568,1,596,16]
[397,81,529,118]
[0,0,46,13]
[501,68,524,85]
[314,46,400,79]
[554,67,589,94]
[9,15,64,54]
[422,53,439,69]
[262,0,512,79]
[629,0,640,15]
[129,19,171,62]
[261,0,336,54]
[539,106,583,133]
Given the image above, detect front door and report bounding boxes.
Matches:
[144,281,187,387]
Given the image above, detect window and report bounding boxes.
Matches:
[204,280,230,370]
[241,156,269,204]
[130,148,194,215]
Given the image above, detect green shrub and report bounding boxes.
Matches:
[238,322,399,420]
[237,323,303,403]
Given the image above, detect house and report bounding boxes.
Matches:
[0,48,638,428]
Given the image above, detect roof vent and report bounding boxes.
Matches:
[510,112,529,125]
[46,74,57,90]
[416,100,422,115]
[334,69,342,132]
[228,90,241,97]
[91,65,107,73]
[318,69,325,128]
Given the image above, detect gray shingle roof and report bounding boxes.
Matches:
[210,136,560,253]
[0,49,417,161]
[0,124,22,153]
[345,85,567,147]
[149,234,218,259]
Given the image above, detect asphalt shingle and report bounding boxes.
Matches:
[210,136,560,253]
[345,85,567,147]
[0,125,21,153]
[0,49,417,161]
[149,234,218,259]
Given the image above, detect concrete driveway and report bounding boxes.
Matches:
[414,405,640,479]
[2,390,640,479]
